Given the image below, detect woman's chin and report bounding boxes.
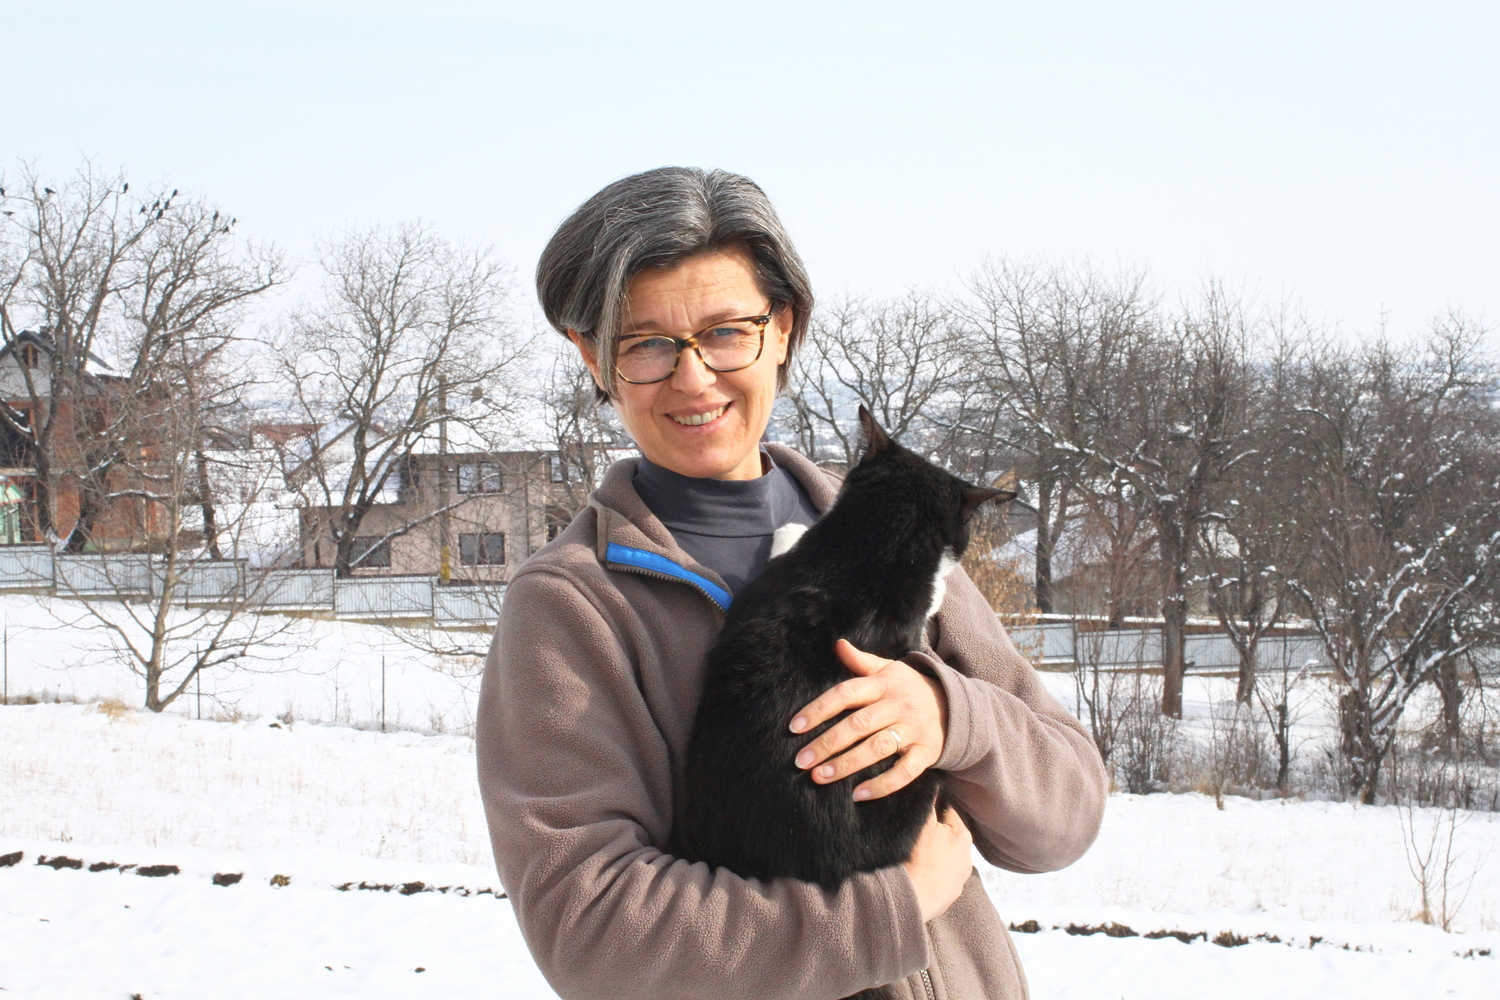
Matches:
[648,435,759,480]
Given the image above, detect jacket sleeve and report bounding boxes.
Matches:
[477,568,930,1000]
[911,567,1108,875]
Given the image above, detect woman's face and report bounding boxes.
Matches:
[573,249,790,481]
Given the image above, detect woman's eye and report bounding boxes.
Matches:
[624,337,674,356]
[703,327,742,344]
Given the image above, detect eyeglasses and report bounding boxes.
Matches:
[614,307,774,385]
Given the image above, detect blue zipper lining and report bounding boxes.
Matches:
[604,543,732,611]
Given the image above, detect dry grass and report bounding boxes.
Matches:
[89,697,134,720]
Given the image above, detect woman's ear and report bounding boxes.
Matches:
[771,305,793,366]
[567,329,607,392]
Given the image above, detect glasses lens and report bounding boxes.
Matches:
[699,323,763,372]
[617,336,678,382]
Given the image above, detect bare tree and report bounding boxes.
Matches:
[0,163,279,550]
[42,194,300,712]
[1281,321,1500,804]
[1015,283,1256,717]
[964,259,1154,616]
[1193,336,1307,704]
[278,223,528,576]
[538,348,629,518]
[782,292,980,469]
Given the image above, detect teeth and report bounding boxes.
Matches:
[672,405,727,427]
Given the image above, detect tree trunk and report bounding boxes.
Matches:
[31,449,59,543]
[1034,534,1054,614]
[1435,657,1463,755]
[1158,518,1188,718]
[1339,684,1382,805]
[195,448,223,560]
[1033,478,1056,614]
[1274,699,1290,791]
[334,532,354,578]
[1235,644,1256,705]
[62,479,100,553]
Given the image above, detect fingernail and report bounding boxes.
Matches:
[789,716,807,733]
[853,788,871,801]
[817,764,835,779]
[796,750,814,768]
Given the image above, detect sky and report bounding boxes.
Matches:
[5,0,1497,337]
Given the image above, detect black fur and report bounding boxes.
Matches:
[674,408,1012,893]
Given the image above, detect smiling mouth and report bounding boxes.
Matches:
[670,404,728,427]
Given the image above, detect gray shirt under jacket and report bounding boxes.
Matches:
[631,452,820,596]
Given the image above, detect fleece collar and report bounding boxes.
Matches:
[586,444,843,612]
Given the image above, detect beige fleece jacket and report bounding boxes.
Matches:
[477,445,1107,1000]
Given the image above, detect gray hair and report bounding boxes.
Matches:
[536,167,813,402]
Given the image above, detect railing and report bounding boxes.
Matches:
[0,546,504,625]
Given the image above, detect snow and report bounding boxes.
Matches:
[3,701,1497,998]
[1,586,1497,998]
[0,593,484,736]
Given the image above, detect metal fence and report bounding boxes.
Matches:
[334,575,435,619]
[1,543,1492,667]
[434,584,506,626]
[253,568,336,610]
[0,545,53,588]
[1007,620,1337,674]
[0,546,504,625]
[55,554,154,597]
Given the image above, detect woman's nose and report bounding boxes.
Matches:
[670,346,717,393]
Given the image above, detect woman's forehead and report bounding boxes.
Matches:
[621,250,764,333]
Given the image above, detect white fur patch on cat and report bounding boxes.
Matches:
[770,523,809,558]
[926,550,959,619]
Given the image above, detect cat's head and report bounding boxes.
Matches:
[847,406,1015,558]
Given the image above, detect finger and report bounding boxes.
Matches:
[834,638,892,677]
[808,725,906,784]
[789,674,887,734]
[852,744,940,801]
[796,700,900,770]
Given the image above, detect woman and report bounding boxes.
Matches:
[477,167,1106,1000]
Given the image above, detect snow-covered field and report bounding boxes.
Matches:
[3,701,1497,999]
[0,592,486,734]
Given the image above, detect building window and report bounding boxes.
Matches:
[545,506,570,541]
[549,456,566,483]
[459,532,505,565]
[350,535,391,569]
[457,461,502,494]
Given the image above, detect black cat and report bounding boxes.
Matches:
[674,407,1013,893]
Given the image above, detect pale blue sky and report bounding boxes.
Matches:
[6,1,1497,334]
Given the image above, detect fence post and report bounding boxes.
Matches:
[381,655,387,733]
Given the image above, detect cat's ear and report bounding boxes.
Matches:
[961,486,1015,523]
[857,405,892,460]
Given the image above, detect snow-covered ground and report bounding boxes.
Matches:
[3,702,1497,999]
[0,592,486,734]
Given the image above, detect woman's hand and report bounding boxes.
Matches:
[905,805,974,922]
[789,639,948,801]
